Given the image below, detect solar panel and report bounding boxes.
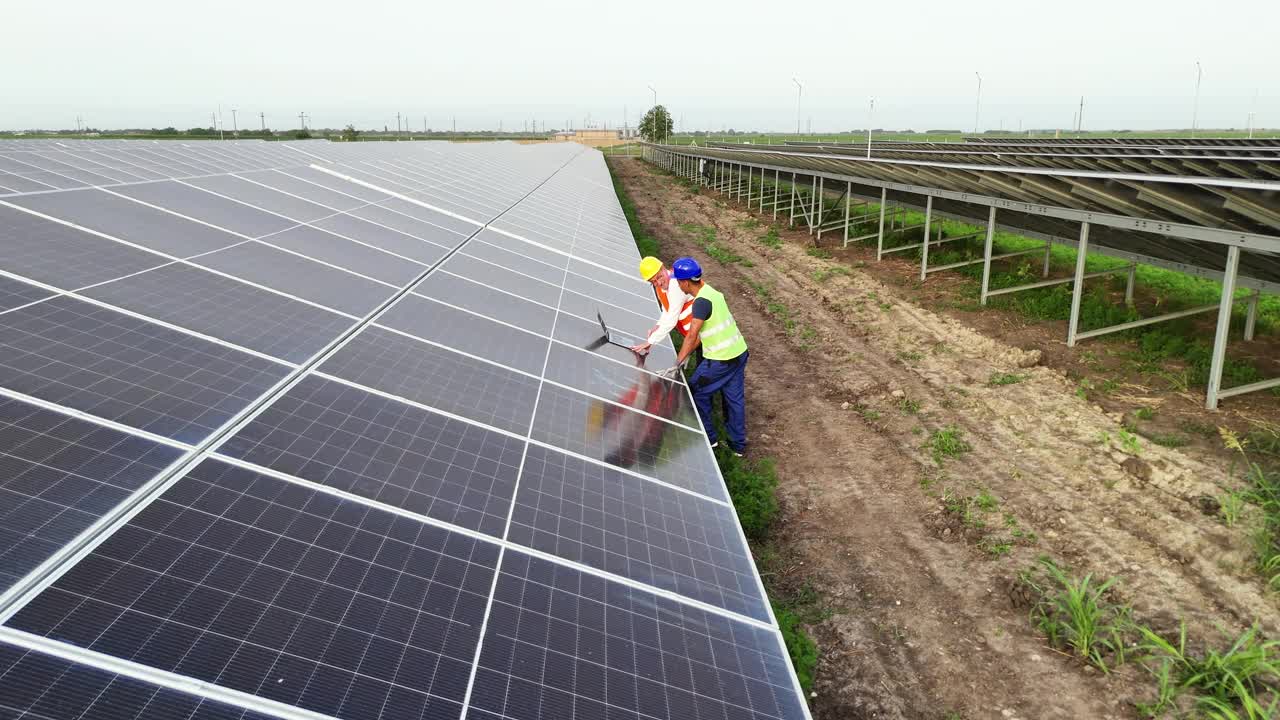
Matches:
[0,139,811,720]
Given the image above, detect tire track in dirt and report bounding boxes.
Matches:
[610,159,1278,720]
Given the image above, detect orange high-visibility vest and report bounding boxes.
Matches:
[653,280,695,336]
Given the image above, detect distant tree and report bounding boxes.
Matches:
[342,124,360,142]
[187,127,214,136]
[638,105,673,143]
[293,129,312,140]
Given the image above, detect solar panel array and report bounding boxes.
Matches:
[0,138,810,720]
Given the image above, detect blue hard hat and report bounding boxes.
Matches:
[671,256,702,280]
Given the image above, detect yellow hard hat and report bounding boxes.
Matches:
[638,256,662,281]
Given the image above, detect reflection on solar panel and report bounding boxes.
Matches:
[0,138,810,720]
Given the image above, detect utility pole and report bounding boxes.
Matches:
[298,112,305,131]
[452,116,456,133]
[396,112,402,139]
[259,112,266,132]
[231,108,238,136]
[1077,96,1085,134]
[1192,60,1202,138]
[974,72,983,134]
[792,78,803,135]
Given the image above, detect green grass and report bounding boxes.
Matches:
[1020,558,1131,672]
[1135,622,1280,717]
[1135,407,1156,421]
[774,602,818,694]
[806,247,832,259]
[812,266,851,283]
[898,397,921,414]
[758,226,782,249]
[1223,430,1280,591]
[928,426,973,463]
[717,448,779,540]
[679,223,745,266]
[1150,432,1190,449]
[988,372,1026,386]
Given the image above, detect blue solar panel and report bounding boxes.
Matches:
[0,139,808,720]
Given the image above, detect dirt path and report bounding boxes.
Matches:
[609,158,1278,720]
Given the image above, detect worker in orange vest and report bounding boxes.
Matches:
[631,256,694,356]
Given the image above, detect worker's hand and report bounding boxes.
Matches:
[659,365,683,380]
[630,342,651,356]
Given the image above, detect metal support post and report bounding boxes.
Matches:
[789,173,797,227]
[919,196,933,281]
[1245,289,1260,342]
[760,168,766,212]
[1206,246,1241,410]
[875,188,887,258]
[842,181,851,246]
[1125,263,1137,306]
[1042,242,1053,277]
[980,206,997,305]
[809,176,817,233]
[816,178,825,238]
[1066,222,1091,347]
[773,170,779,220]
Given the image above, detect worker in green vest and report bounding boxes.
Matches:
[665,256,749,456]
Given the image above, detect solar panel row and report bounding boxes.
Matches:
[0,139,810,720]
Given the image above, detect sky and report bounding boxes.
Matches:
[3,0,1277,133]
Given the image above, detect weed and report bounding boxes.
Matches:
[759,226,782,249]
[979,538,1014,558]
[746,279,773,300]
[806,247,832,259]
[812,266,852,283]
[1222,428,1280,589]
[898,350,924,363]
[740,217,760,229]
[974,489,1000,511]
[1118,429,1142,455]
[1181,420,1219,437]
[928,426,973,463]
[1135,622,1280,715]
[898,397,921,414]
[1135,407,1156,421]
[879,302,893,311]
[717,448,778,539]
[988,372,1026,386]
[1219,491,1248,528]
[1151,433,1190,449]
[774,602,818,694]
[1021,558,1130,672]
[861,407,882,422]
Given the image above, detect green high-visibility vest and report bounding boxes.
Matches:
[694,283,748,361]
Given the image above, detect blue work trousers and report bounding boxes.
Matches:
[689,350,749,450]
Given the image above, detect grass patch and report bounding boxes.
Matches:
[679,222,745,266]
[717,448,779,540]
[928,425,973,463]
[1134,623,1279,717]
[812,266,851,283]
[1223,429,1280,591]
[774,602,818,694]
[1020,558,1131,672]
[988,372,1026,386]
[1135,407,1156,421]
[759,226,782,249]
[806,247,832,259]
[898,397,921,414]
[1150,432,1190,449]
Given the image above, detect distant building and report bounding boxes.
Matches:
[551,128,629,147]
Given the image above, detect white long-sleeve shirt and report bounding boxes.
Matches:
[646,276,689,345]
